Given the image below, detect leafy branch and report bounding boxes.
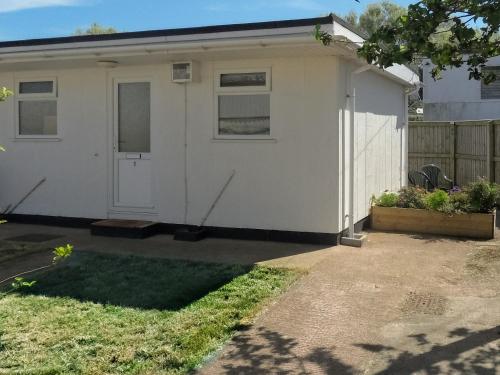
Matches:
[0,244,73,296]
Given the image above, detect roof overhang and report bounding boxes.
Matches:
[0,14,418,86]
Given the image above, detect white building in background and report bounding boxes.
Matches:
[423,55,500,121]
[0,14,417,244]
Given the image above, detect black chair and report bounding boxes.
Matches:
[421,164,453,191]
[408,170,431,190]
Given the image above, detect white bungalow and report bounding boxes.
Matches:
[0,14,418,244]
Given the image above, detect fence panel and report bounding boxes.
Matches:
[409,120,499,186]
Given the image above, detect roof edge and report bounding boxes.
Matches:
[0,15,338,49]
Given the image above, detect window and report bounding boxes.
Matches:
[16,79,58,137]
[215,69,271,138]
[481,67,500,100]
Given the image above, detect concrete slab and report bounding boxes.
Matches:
[0,222,334,282]
[201,231,500,374]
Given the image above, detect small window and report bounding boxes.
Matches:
[220,72,266,88]
[215,69,271,139]
[19,81,54,95]
[16,79,58,138]
[481,67,500,99]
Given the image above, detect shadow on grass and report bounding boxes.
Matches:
[20,252,252,311]
[209,326,500,374]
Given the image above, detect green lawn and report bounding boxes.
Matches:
[0,252,299,375]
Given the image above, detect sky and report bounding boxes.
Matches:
[0,0,414,41]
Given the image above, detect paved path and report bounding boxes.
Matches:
[201,232,500,374]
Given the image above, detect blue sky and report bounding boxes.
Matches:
[0,0,414,41]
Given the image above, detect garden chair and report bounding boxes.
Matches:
[408,170,431,190]
[421,164,453,191]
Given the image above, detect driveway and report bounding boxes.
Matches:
[201,232,500,374]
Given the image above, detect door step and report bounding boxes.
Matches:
[91,219,160,239]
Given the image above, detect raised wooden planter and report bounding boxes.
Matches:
[371,206,495,239]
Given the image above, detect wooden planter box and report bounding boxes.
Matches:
[371,206,495,239]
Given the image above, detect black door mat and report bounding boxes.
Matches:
[4,234,64,243]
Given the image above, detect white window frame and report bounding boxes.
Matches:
[214,68,272,140]
[15,77,59,139]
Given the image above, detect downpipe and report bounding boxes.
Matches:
[341,64,370,248]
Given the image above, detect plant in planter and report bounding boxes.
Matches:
[371,180,499,239]
[466,179,499,213]
[424,190,450,212]
[397,187,426,209]
[374,192,399,207]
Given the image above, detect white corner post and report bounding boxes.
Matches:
[341,64,370,248]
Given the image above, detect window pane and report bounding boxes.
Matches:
[19,100,57,135]
[481,67,500,99]
[19,81,54,94]
[118,82,150,153]
[220,72,266,87]
[218,94,270,136]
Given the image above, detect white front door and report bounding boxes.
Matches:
[113,80,154,209]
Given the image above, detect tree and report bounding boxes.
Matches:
[357,0,500,83]
[348,1,407,36]
[75,23,117,36]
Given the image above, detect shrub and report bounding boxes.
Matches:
[398,187,426,209]
[449,191,472,213]
[375,192,399,207]
[466,179,499,213]
[424,190,450,211]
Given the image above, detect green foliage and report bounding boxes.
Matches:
[466,179,499,213]
[11,277,37,290]
[424,189,450,211]
[356,0,500,83]
[0,87,13,102]
[397,186,426,209]
[53,244,73,264]
[75,23,117,36]
[374,179,500,214]
[0,244,74,295]
[375,191,399,207]
[449,191,472,212]
[347,1,407,37]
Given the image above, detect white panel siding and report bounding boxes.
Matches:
[352,69,406,223]
[0,56,341,234]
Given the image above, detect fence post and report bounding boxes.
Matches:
[450,121,456,184]
[487,120,495,182]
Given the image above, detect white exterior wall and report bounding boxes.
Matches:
[0,56,342,234]
[423,56,500,121]
[352,69,406,223]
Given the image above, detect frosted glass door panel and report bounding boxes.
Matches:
[118,82,150,153]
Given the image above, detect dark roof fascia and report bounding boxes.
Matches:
[0,14,351,50]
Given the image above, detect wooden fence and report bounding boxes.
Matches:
[409,120,500,186]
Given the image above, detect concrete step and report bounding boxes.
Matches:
[91,219,160,239]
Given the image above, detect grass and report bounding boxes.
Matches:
[0,252,300,375]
